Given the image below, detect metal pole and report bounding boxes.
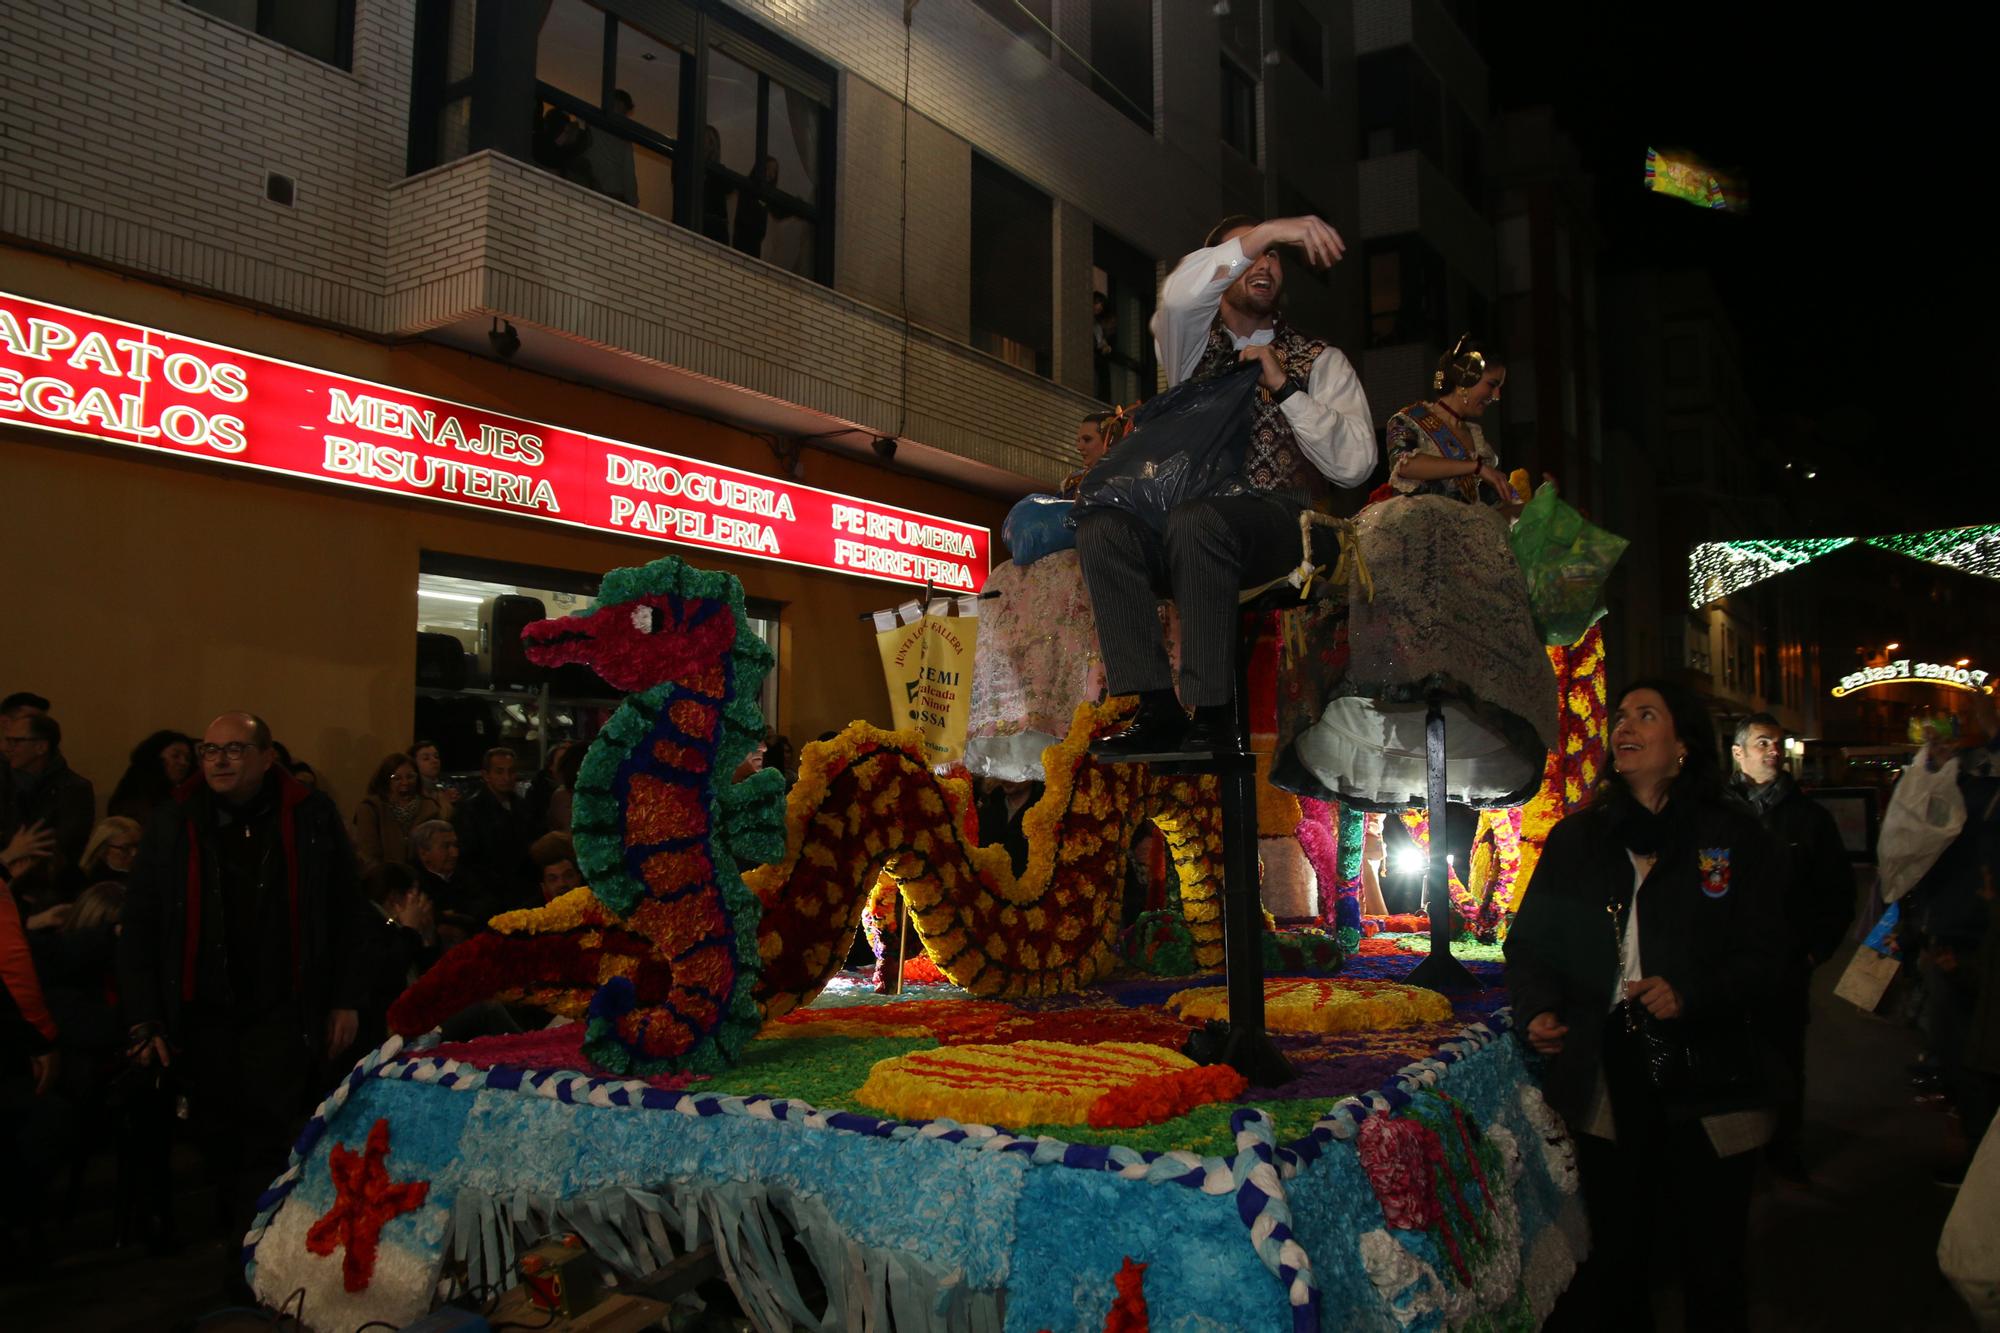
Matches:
[1407,691,1478,993]
[1213,614,1295,1086]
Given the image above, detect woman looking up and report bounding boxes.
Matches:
[1505,680,1782,1331]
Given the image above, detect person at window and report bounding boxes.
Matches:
[1091,291,1118,400]
[700,124,732,244]
[1385,336,1520,512]
[1729,712,1853,1184]
[734,155,778,258]
[351,752,444,872]
[2,712,95,872]
[1059,409,1125,498]
[411,740,458,820]
[533,105,590,181]
[453,746,536,913]
[117,713,367,1296]
[108,730,195,824]
[1076,214,1373,758]
[1505,681,1783,1331]
[581,89,639,206]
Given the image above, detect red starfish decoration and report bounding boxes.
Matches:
[305,1117,430,1292]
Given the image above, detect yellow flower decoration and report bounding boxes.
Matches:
[745,701,1230,1018]
[1166,978,1452,1035]
[854,1040,1197,1126]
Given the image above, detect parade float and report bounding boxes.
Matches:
[243,553,1596,1332]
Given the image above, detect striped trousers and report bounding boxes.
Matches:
[1074,493,1302,708]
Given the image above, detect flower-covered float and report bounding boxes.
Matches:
[244,555,1584,1331]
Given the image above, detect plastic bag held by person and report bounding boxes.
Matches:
[1070,361,1263,533]
[1002,494,1078,567]
[1878,743,1966,903]
[1507,481,1629,646]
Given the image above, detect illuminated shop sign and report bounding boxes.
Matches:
[1831,659,1990,698]
[0,292,989,591]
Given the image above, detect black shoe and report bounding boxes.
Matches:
[1934,1161,1968,1189]
[1090,703,1189,761]
[1179,715,1246,758]
[1911,1070,1944,1091]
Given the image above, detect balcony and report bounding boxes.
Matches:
[386,152,1093,491]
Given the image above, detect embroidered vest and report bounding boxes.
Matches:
[1193,319,1329,508]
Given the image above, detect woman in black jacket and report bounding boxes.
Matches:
[1505,679,1784,1331]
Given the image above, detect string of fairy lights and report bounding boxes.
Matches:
[1687,525,2000,607]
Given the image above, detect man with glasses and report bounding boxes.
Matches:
[1,711,95,870]
[1732,712,1855,1183]
[117,712,367,1295]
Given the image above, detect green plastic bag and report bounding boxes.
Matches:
[1508,482,1629,646]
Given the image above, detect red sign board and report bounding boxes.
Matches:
[0,292,990,591]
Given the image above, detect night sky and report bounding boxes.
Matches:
[1480,6,1997,534]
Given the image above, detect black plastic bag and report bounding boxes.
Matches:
[1070,361,1262,532]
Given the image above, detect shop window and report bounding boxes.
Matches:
[414,557,780,776]
[1090,0,1154,131]
[185,0,354,68]
[970,155,1053,377]
[409,0,834,284]
[1093,226,1158,407]
[971,0,1052,53]
[1220,58,1258,160]
[1277,0,1325,86]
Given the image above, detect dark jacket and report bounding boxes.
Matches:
[356,910,442,1052]
[1505,794,1786,1131]
[1739,773,1855,968]
[452,786,535,913]
[4,753,97,869]
[117,769,368,1044]
[975,783,1044,878]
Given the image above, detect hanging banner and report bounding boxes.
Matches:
[875,602,979,768]
[0,291,989,591]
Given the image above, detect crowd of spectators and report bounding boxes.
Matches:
[0,694,816,1303]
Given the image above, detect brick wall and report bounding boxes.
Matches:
[0,0,411,319]
[834,74,972,343]
[1,0,1374,488]
[384,153,1096,482]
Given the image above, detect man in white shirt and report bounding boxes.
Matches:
[1078,214,1377,758]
